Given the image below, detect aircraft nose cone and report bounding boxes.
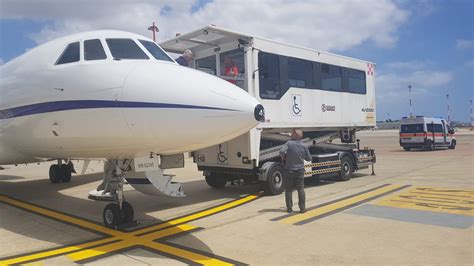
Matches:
[254,104,265,122]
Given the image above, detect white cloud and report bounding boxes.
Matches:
[0,58,3,65]
[456,39,474,50]
[0,0,409,52]
[377,61,452,100]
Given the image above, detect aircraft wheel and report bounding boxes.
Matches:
[60,164,72,183]
[121,201,134,223]
[103,203,122,228]
[49,164,61,183]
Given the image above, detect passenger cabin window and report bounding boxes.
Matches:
[84,39,107,61]
[321,64,342,91]
[258,51,368,100]
[106,39,149,60]
[56,42,80,65]
[139,40,173,62]
[427,123,443,133]
[288,58,313,88]
[259,52,283,99]
[401,124,424,133]
[348,69,366,94]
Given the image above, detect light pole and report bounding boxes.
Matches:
[446,94,450,125]
[148,22,159,42]
[470,99,473,127]
[408,85,413,117]
[387,112,390,121]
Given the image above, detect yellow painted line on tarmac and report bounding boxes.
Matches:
[0,195,125,237]
[375,187,474,216]
[67,224,198,262]
[281,184,407,225]
[0,193,261,265]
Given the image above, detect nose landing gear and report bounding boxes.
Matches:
[89,159,136,229]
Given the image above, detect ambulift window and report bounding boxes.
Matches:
[220,49,245,89]
[348,69,366,94]
[56,42,80,65]
[195,55,217,75]
[321,64,342,92]
[139,40,173,62]
[259,52,283,99]
[106,39,149,60]
[84,39,107,61]
[288,57,313,88]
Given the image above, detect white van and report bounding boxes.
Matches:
[399,116,456,151]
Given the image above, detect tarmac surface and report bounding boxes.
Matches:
[0,129,473,265]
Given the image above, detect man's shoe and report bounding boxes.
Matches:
[287,208,293,213]
[300,209,306,213]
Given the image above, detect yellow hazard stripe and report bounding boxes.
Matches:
[281,184,405,225]
[305,160,340,168]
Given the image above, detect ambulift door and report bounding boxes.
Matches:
[442,120,447,144]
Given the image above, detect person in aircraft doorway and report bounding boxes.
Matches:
[175,49,194,67]
[279,129,312,213]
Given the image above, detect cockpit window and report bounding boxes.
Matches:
[56,42,80,65]
[84,39,107,61]
[106,38,149,60]
[139,40,173,62]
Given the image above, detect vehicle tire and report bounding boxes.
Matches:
[60,164,72,183]
[339,156,353,181]
[427,141,435,151]
[121,201,134,223]
[205,173,227,189]
[403,147,411,151]
[449,140,456,149]
[49,164,61,183]
[103,203,122,228]
[262,163,285,195]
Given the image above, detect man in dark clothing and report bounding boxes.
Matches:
[175,49,193,67]
[279,129,312,213]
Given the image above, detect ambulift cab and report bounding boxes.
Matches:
[161,25,377,195]
[399,116,456,151]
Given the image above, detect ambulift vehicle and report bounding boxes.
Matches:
[399,116,456,151]
[161,25,377,195]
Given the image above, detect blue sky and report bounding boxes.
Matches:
[1,0,473,123]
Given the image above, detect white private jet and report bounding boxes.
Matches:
[0,30,264,228]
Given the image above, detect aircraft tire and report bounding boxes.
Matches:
[49,164,61,183]
[103,203,122,228]
[121,201,134,223]
[60,164,72,183]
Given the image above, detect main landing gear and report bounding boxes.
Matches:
[89,159,136,229]
[49,159,75,183]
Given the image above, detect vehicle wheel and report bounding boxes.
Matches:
[49,164,61,183]
[121,201,134,223]
[205,173,227,189]
[427,141,435,151]
[339,156,353,181]
[60,164,72,183]
[449,140,456,149]
[262,162,285,195]
[103,203,122,228]
[403,147,411,151]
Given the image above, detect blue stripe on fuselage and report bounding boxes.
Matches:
[0,100,238,119]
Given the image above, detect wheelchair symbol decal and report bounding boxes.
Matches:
[217,143,228,164]
[292,94,302,116]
